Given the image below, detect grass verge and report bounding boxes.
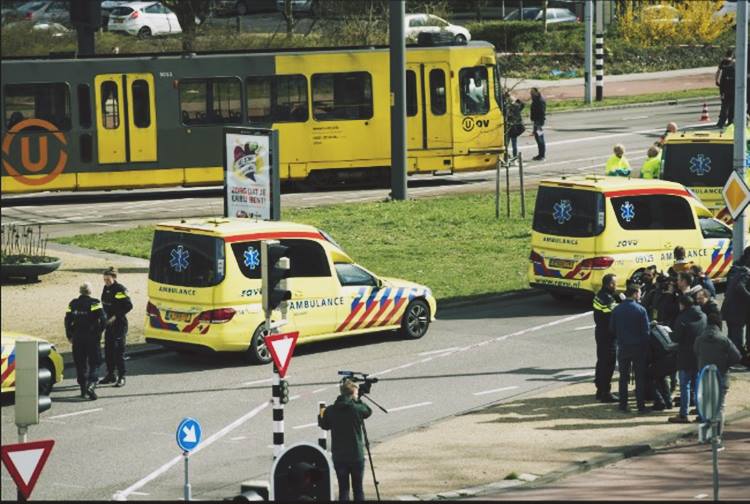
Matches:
[546,87,716,112]
[55,192,535,301]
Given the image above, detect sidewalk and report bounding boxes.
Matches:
[504,66,717,101]
[368,369,750,500]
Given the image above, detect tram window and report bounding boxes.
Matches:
[406,71,417,117]
[459,67,488,116]
[4,83,70,131]
[100,81,120,129]
[312,72,373,121]
[131,79,151,128]
[429,69,446,115]
[246,75,308,123]
[77,84,91,129]
[179,78,242,125]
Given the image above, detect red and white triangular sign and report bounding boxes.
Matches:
[264,331,299,378]
[1,439,55,499]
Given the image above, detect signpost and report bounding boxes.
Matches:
[265,331,299,458]
[176,417,202,501]
[1,439,54,501]
[223,127,280,221]
[696,364,722,501]
[264,332,299,379]
[721,170,750,222]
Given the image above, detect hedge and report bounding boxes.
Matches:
[465,20,583,53]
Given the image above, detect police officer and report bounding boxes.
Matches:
[65,282,106,400]
[593,273,619,402]
[319,378,373,501]
[99,267,133,387]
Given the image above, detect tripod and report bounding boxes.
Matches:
[360,393,388,502]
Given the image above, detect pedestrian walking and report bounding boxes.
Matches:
[605,144,631,177]
[715,49,735,128]
[610,283,651,413]
[99,267,133,387]
[529,87,546,161]
[504,91,525,158]
[694,313,742,415]
[593,274,619,403]
[640,146,661,179]
[65,282,107,400]
[720,246,750,364]
[668,295,706,424]
[319,378,373,501]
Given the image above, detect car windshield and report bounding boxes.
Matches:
[335,263,378,287]
[699,217,733,239]
[662,142,735,187]
[533,186,605,237]
[428,15,449,27]
[505,8,540,20]
[149,231,226,287]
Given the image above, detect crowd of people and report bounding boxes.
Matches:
[592,246,750,423]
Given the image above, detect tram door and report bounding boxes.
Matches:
[405,65,423,152]
[94,73,157,164]
[405,64,453,152]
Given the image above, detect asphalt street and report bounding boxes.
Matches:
[1,98,720,238]
[1,294,600,501]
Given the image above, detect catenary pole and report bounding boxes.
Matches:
[584,0,593,104]
[733,0,747,254]
[595,0,604,101]
[389,0,407,200]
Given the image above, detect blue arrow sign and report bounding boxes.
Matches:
[176,417,202,452]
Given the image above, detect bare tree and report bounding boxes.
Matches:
[162,0,211,52]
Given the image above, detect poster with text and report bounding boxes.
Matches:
[225,131,271,219]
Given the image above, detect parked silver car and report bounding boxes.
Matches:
[504,7,579,24]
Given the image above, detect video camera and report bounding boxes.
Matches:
[338,370,379,397]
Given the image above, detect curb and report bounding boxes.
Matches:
[47,242,150,265]
[550,95,718,115]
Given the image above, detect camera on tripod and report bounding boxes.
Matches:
[338,370,379,397]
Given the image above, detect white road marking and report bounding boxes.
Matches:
[129,492,149,496]
[48,408,102,419]
[418,347,459,356]
[622,115,649,120]
[93,424,127,431]
[289,395,301,401]
[113,400,269,501]
[694,494,708,500]
[574,324,596,331]
[312,387,329,394]
[564,370,596,379]
[230,436,246,441]
[242,378,272,386]
[495,312,593,342]
[473,386,519,396]
[293,422,318,430]
[388,401,432,412]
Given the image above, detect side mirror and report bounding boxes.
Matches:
[375,277,383,289]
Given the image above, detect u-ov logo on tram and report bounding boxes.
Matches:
[2,118,68,186]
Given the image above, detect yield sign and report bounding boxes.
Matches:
[264,331,299,378]
[1,439,54,499]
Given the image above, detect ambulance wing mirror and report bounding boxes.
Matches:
[375,277,383,289]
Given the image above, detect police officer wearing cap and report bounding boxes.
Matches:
[593,274,620,403]
[65,282,107,400]
[100,267,133,387]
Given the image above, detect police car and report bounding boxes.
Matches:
[1,332,64,395]
[145,218,437,363]
[529,176,735,297]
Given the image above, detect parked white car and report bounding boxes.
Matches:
[108,1,181,37]
[405,14,471,43]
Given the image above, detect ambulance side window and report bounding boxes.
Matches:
[281,239,331,278]
[611,195,695,230]
[231,241,262,279]
[335,263,377,287]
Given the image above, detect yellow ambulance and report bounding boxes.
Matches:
[529,176,736,297]
[145,218,436,363]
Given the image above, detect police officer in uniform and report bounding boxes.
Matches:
[100,267,133,387]
[65,282,107,400]
[593,274,619,402]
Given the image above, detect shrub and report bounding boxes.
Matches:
[466,20,583,53]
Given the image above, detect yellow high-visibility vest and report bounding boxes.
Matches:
[605,154,631,177]
[640,154,661,179]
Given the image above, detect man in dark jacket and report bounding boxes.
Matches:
[610,284,651,413]
[65,282,107,400]
[715,49,735,128]
[529,87,546,161]
[320,379,373,501]
[593,274,619,402]
[721,246,750,363]
[694,313,742,413]
[668,295,707,423]
[100,267,133,387]
[696,288,721,327]
[690,265,716,298]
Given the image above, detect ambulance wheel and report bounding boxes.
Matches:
[400,299,430,339]
[247,324,272,364]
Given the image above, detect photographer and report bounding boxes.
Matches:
[320,378,373,501]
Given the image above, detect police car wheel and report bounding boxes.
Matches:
[400,299,430,339]
[247,324,272,364]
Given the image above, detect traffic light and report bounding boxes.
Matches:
[261,240,291,314]
[15,340,52,427]
[271,443,333,502]
[279,379,290,405]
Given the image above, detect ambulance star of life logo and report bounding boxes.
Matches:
[620,201,636,223]
[552,199,573,224]
[243,246,260,270]
[689,154,712,176]
[169,245,190,272]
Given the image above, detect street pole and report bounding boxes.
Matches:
[17,426,27,502]
[595,0,604,101]
[183,451,191,501]
[389,0,407,201]
[584,0,593,104]
[733,0,748,254]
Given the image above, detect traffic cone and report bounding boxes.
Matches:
[700,102,710,122]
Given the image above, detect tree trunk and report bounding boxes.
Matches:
[284,0,294,39]
[543,0,548,33]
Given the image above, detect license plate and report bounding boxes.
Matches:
[549,258,575,269]
[165,310,192,322]
[112,18,122,23]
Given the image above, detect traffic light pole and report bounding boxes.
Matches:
[17,426,28,502]
[272,364,284,459]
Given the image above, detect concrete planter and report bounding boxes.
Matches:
[1,258,62,282]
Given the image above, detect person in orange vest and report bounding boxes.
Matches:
[605,144,631,177]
